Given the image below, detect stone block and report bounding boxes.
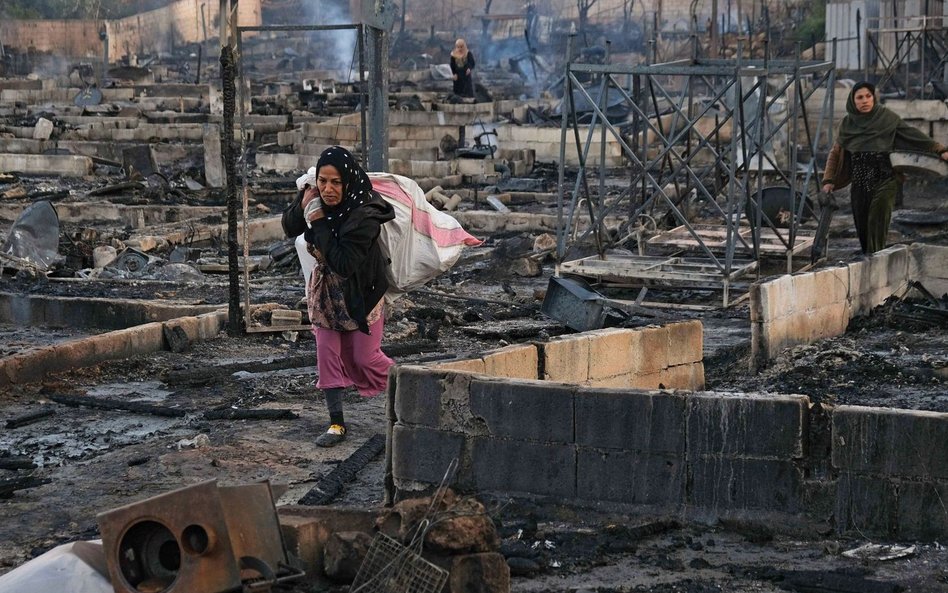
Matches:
[481,344,538,379]
[587,328,634,380]
[202,123,224,188]
[686,392,808,459]
[392,425,466,485]
[323,531,372,582]
[576,389,686,453]
[831,405,948,479]
[32,117,53,140]
[278,507,377,578]
[0,153,93,176]
[834,473,898,537]
[587,374,633,388]
[448,553,510,593]
[665,320,703,366]
[471,437,575,498]
[688,457,804,512]
[634,326,669,374]
[658,363,703,391]
[757,274,794,322]
[469,378,574,443]
[882,244,911,290]
[577,448,684,506]
[541,335,590,383]
[628,371,664,390]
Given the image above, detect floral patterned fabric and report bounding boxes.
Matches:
[307,246,381,332]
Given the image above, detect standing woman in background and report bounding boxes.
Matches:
[450,38,476,98]
[822,81,948,254]
[282,146,395,447]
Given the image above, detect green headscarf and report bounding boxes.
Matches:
[837,81,936,153]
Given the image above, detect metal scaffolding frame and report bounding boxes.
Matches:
[865,14,948,99]
[555,37,836,306]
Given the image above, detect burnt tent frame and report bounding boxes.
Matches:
[555,37,836,305]
[864,12,948,100]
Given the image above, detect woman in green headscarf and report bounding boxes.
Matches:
[822,81,948,254]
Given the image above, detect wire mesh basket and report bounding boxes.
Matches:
[349,531,448,593]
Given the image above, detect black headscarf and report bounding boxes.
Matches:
[837,81,936,153]
[315,146,374,237]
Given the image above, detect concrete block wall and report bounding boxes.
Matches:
[832,406,948,539]
[750,244,944,365]
[388,322,948,539]
[0,0,261,58]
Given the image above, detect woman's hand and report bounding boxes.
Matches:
[465,68,471,75]
[452,74,458,81]
[822,183,834,194]
[941,151,948,162]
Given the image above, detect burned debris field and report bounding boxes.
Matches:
[2,0,948,591]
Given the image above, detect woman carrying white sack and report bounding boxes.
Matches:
[282,147,396,447]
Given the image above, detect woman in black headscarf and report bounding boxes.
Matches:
[822,81,947,254]
[282,146,395,447]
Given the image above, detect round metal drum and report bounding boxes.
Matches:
[890,151,948,177]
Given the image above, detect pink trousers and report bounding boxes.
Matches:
[313,316,393,397]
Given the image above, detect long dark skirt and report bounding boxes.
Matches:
[850,176,898,254]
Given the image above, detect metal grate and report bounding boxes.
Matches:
[349,532,449,593]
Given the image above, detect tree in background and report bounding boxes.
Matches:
[0,0,174,19]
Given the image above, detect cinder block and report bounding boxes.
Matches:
[834,473,898,537]
[541,335,590,383]
[831,405,948,479]
[577,448,683,506]
[471,437,575,498]
[431,358,487,374]
[392,425,466,485]
[657,363,700,391]
[469,377,574,443]
[665,320,703,367]
[791,272,817,311]
[688,457,804,512]
[628,371,664,390]
[686,393,808,459]
[393,365,457,427]
[586,374,633,388]
[894,479,948,540]
[586,328,634,380]
[481,344,538,380]
[633,326,669,374]
[883,244,911,289]
[809,302,850,341]
[576,389,686,453]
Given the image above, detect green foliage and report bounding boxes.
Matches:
[794,1,826,48]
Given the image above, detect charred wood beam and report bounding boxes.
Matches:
[5,408,55,429]
[0,475,51,499]
[48,393,188,418]
[0,456,36,470]
[163,354,317,385]
[298,433,386,506]
[203,408,298,420]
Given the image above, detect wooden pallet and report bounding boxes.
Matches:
[647,224,815,256]
[557,253,757,308]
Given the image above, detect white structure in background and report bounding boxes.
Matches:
[825,0,948,96]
